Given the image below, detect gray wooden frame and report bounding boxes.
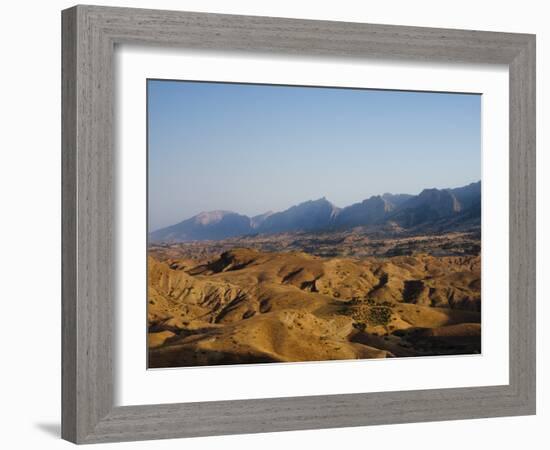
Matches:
[62,4,536,444]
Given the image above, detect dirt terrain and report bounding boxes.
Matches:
[149,229,480,261]
[148,234,481,368]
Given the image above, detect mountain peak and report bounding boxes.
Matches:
[257,197,340,234]
[150,210,251,242]
[194,210,236,225]
[149,181,481,242]
[250,211,274,229]
[304,196,332,206]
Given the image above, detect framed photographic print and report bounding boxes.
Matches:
[62,5,536,444]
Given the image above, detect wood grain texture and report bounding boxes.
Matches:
[61,7,77,443]
[61,4,536,444]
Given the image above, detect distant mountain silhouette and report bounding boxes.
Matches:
[149,181,481,242]
[449,180,481,210]
[257,198,340,234]
[249,211,273,229]
[335,195,398,228]
[149,210,252,242]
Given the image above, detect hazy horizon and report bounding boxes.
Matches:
[149,179,481,231]
[148,80,481,230]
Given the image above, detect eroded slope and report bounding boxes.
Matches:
[148,248,481,367]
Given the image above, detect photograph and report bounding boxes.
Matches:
[1,1,541,446]
[146,80,482,368]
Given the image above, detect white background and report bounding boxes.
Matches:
[116,48,509,405]
[0,1,547,449]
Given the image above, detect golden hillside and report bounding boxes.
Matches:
[148,248,481,367]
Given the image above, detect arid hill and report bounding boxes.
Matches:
[150,229,480,262]
[148,247,481,368]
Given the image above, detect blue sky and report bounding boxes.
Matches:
[148,80,481,231]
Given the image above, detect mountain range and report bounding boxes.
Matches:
[149,181,481,242]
